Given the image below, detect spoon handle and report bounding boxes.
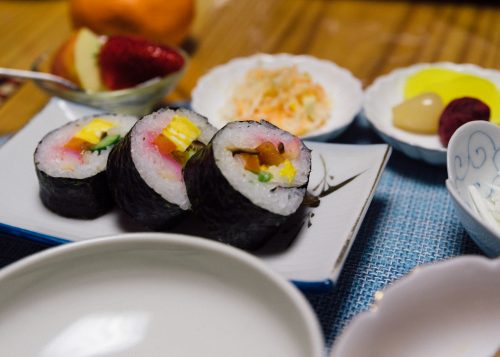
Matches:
[0,67,79,90]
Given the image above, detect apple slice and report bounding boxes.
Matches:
[74,28,104,92]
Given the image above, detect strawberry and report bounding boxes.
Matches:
[99,35,184,90]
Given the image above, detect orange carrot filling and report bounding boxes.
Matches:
[153,134,177,157]
[256,141,284,166]
[64,137,92,152]
[240,153,261,173]
[234,141,297,183]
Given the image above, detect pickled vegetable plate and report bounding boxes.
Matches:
[363,62,500,165]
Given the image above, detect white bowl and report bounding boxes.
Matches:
[446,121,500,257]
[363,62,500,165]
[331,255,500,357]
[0,233,323,356]
[191,53,363,141]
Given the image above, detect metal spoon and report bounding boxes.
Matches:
[0,67,80,91]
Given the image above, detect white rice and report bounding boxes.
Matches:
[35,114,137,179]
[212,121,311,216]
[131,108,216,210]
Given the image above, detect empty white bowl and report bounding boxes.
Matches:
[446,120,500,257]
[191,53,363,141]
[331,255,500,357]
[0,233,323,356]
[363,62,500,165]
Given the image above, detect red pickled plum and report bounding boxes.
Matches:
[438,97,490,147]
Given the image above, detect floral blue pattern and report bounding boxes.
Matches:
[452,129,500,199]
[447,121,500,258]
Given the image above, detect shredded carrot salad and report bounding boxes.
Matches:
[224,66,331,136]
[224,66,331,135]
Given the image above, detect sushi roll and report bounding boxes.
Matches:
[34,114,137,218]
[184,121,311,250]
[107,108,217,230]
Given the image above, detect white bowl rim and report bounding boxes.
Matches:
[191,52,363,140]
[363,61,500,154]
[0,232,324,356]
[331,255,500,356]
[375,254,500,300]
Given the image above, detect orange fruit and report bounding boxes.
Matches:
[69,0,194,46]
[51,32,78,84]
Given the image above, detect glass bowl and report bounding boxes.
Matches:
[31,49,188,116]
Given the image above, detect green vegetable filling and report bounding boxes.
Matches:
[258,171,273,182]
[91,134,121,152]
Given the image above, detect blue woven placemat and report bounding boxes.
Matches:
[0,116,484,351]
[304,117,483,349]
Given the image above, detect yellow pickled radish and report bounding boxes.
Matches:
[162,115,201,152]
[404,68,462,97]
[279,159,296,183]
[392,92,444,134]
[74,118,115,144]
[404,68,500,119]
[491,117,500,126]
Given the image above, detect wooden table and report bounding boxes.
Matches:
[1,0,499,134]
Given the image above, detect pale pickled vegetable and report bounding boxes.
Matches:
[392,92,444,134]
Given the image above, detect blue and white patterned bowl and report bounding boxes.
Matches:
[446,121,500,257]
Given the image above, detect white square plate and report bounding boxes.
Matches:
[0,99,391,289]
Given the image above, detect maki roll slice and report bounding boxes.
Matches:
[34,114,137,218]
[107,108,217,230]
[184,121,311,250]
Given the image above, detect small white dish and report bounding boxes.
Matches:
[363,62,500,166]
[331,255,500,357]
[0,233,323,356]
[446,120,500,257]
[191,53,363,141]
[0,98,391,289]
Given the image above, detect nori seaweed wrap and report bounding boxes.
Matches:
[34,114,137,219]
[107,108,216,230]
[36,170,112,219]
[184,121,311,250]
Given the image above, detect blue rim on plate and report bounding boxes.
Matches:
[0,222,336,292]
[0,98,390,294]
